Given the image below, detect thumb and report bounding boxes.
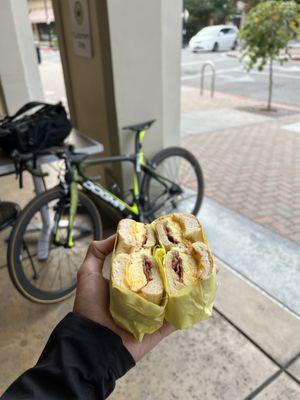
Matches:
[79,235,116,276]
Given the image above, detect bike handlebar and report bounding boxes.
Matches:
[11,144,75,162]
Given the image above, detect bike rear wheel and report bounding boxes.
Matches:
[142,146,204,219]
[7,187,102,303]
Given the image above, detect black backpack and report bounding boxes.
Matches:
[0,101,72,154]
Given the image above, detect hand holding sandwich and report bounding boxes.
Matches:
[2,222,217,400]
[74,235,175,362]
[2,236,174,400]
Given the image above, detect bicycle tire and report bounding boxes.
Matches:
[7,186,103,304]
[142,146,204,218]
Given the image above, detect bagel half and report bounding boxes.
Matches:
[112,251,163,305]
[110,219,166,341]
[154,213,203,250]
[116,219,156,254]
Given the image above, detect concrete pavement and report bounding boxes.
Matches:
[0,170,299,399]
[182,86,300,246]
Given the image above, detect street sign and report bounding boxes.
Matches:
[69,0,92,58]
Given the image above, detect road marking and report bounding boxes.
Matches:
[249,70,300,80]
[218,74,256,83]
[181,66,243,81]
[181,57,226,66]
[282,122,300,133]
[273,64,300,72]
[181,74,201,81]
[182,68,300,81]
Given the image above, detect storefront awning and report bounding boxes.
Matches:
[29,8,54,24]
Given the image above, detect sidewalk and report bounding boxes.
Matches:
[181,86,300,245]
[0,228,299,398]
[0,174,299,398]
[1,245,299,399]
[109,261,300,400]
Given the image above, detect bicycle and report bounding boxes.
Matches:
[7,119,204,303]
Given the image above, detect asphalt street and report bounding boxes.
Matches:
[181,48,300,107]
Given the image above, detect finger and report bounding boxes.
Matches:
[80,235,116,275]
[84,234,116,263]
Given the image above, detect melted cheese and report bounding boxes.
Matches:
[166,218,182,242]
[131,222,146,247]
[180,253,199,286]
[124,253,147,292]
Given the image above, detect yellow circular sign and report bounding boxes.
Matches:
[74,1,84,26]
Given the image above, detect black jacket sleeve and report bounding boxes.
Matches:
[1,312,135,400]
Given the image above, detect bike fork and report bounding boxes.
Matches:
[66,167,79,247]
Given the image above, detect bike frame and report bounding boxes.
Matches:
[80,131,180,215]
[62,130,181,245]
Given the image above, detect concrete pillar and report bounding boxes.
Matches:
[53,0,181,188]
[0,0,44,114]
[107,0,182,157]
[52,0,120,158]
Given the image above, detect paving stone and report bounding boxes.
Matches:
[0,267,74,394]
[181,108,272,135]
[288,357,300,381]
[181,86,300,244]
[215,261,300,366]
[109,312,278,400]
[200,198,300,316]
[254,373,300,399]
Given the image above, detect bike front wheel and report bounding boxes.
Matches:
[142,146,204,219]
[7,187,103,303]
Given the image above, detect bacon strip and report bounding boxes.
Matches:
[164,224,179,244]
[172,251,183,282]
[143,256,153,282]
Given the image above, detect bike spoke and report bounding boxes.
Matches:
[148,154,199,217]
[19,198,94,295]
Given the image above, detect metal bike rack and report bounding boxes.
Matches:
[200,61,216,98]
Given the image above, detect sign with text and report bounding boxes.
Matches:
[69,0,92,58]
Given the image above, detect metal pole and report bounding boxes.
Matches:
[200,61,216,98]
[43,0,52,47]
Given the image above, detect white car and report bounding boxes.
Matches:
[189,25,239,52]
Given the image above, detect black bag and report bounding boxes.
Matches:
[0,101,72,154]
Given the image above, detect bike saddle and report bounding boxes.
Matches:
[123,119,156,132]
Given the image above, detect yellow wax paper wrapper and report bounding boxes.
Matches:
[155,247,216,329]
[109,282,167,341]
[153,228,217,330]
[109,235,167,341]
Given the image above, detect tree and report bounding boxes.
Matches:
[184,0,236,42]
[240,0,300,110]
[244,0,300,12]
